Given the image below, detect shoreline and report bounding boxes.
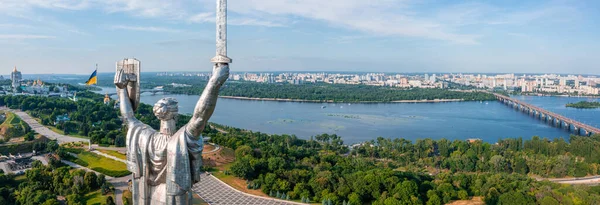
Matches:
[522,94,600,98]
[218,96,473,103]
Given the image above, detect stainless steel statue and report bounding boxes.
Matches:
[115,0,231,204]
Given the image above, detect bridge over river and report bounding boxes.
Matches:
[493,93,600,136]
[105,88,168,96]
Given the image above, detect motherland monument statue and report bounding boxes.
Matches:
[114,0,231,204]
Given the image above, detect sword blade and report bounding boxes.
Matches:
[216,0,227,57]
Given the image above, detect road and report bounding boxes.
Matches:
[0,107,87,144]
[92,150,128,164]
[193,173,305,205]
[204,143,221,154]
[92,145,127,152]
[537,176,600,185]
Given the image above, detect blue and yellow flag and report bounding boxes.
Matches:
[85,69,97,85]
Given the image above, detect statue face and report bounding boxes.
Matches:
[153,98,179,121]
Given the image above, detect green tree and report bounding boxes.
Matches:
[485,188,500,205]
[457,190,468,200]
[348,192,361,205]
[498,191,534,205]
[426,190,442,205]
[230,156,255,179]
[235,145,253,158]
[41,199,61,205]
[106,196,116,205]
[66,194,83,205]
[540,196,559,205]
[512,157,528,174]
[84,172,98,190]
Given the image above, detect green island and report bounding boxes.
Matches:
[94,74,496,102]
[327,113,360,119]
[174,82,496,102]
[566,101,600,109]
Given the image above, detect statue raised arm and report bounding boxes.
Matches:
[186,63,230,138]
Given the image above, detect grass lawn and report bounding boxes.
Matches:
[46,125,89,139]
[75,150,130,177]
[97,149,127,160]
[212,160,270,198]
[14,175,26,183]
[1,112,20,126]
[84,189,114,205]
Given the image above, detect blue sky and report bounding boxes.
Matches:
[1,0,599,75]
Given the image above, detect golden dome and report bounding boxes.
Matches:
[104,92,110,103]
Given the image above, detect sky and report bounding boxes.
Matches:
[0,0,599,75]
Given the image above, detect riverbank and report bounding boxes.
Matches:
[522,93,600,98]
[219,96,472,103]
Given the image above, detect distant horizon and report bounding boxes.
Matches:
[3,71,599,77]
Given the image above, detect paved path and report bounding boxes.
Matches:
[0,107,87,144]
[537,176,600,185]
[193,173,305,205]
[92,145,127,152]
[204,143,221,154]
[92,150,128,164]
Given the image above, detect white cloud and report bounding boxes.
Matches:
[0,34,55,39]
[219,0,580,44]
[0,24,33,29]
[229,18,285,27]
[101,0,191,19]
[223,0,479,44]
[110,25,183,33]
[0,0,583,44]
[189,12,214,23]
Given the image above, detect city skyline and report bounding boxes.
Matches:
[1,0,600,74]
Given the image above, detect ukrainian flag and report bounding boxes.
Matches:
[85,69,97,85]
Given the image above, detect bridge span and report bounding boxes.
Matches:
[493,93,600,136]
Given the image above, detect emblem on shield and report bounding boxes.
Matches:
[116,58,141,111]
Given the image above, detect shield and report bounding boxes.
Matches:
[116,58,141,111]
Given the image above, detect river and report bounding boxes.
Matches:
[96,87,600,144]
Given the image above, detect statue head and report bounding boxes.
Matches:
[153,97,178,121]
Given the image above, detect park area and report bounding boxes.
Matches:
[62,143,130,177]
[97,149,127,160]
[0,111,34,143]
[84,189,116,205]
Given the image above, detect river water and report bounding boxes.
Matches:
[96,87,600,144]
